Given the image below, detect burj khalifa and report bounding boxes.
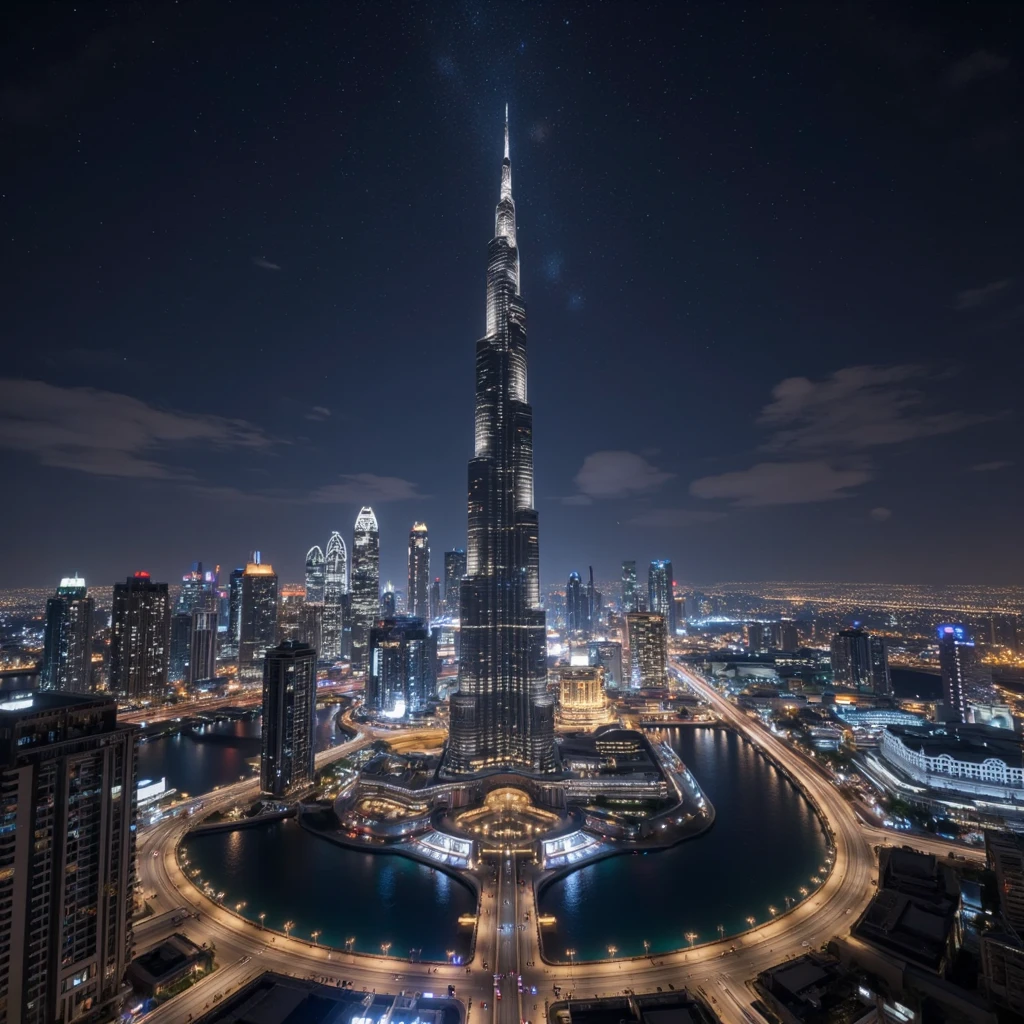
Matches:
[445,108,557,775]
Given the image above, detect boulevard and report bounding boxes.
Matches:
[134,670,983,1024]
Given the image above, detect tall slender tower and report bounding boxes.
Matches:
[42,575,94,693]
[446,108,555,774]
[304,545,326,604]
[350,506,380,673]
[408,522,430,621]
[322,532,347,661]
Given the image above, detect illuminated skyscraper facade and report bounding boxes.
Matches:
[938,624,994,723]
[322,532,347,662]
[304,545,325,604]
[42,576,94,693]
[566,571,587,634]
[350,506,380,673]
[627,612,668,689]
[621,560,639,613]
[239,555,278,682]
[446,109,555,774]
[648,559,675,633]
[408,522,430,621]
[109,572,170,699]
[367,616,437,719]
[444,549,467,618]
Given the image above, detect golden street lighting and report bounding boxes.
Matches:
[685,931,697,948]
[259,913,266,928]
[381,942,392,956]
[312,930,321,945]
[746,916,756,928]
[283,920,294,937]
[607,945,618,958]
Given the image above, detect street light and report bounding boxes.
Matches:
[381,942,392,957]
[746,916,756,929]
[283,920,294,937]
[345,937,356,952]
[607,945,618,958]
[685,931,697,948]
[769,906,778,917]
[717,924,725,940]
[312,930,321,946]
[259,912,266,929]
[643,940,651,958]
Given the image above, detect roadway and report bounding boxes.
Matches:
[137,665,978,1024]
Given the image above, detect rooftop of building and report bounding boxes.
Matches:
[128,933,210,990]
[195,972,458,1024]
[885,722,1023,765]
[0,688,115,722]
[756,954,866,1024]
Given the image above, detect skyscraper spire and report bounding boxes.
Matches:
[445,108,554,776]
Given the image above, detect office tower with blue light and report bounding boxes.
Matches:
[42,575,94,693]
[367,616,437,719]
[648,559,675,633]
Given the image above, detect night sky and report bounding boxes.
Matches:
[3,2,1022,590]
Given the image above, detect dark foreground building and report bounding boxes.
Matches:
[0,692,137,1023]
[260,640,317,798]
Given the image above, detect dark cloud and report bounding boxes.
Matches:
[691,461,872,507]
[954,279,1011,310]
[759,365,990,453]
[305,405,332,422]
[971,460,1013,472]
[869,507,892,522]
[308,473,423,504]
[0,378,272,480]
[628,508,725,528]
[571,451,674,501]
[252,257,282,271]
[944,49,1011,90]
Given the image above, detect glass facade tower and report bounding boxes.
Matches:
[446,108,555,774]
[350,506,380,673]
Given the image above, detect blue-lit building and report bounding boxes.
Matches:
[367,617,437,719]
[938,624,994,723]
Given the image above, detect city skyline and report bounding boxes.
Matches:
[2,3,1021,589]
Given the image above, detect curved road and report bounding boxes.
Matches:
[136,669,980,1023]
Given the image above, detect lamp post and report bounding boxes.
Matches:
[345,937,356,953]
[643,940,650,959]
[607,945,618,959]
[746,916,756,929]
[283,920,294,937]
[259,912,266,929]
[769,906,778,917]
[685,932,697,949]
[312,930,321,946]
[381,942,392,957]
[717,924,725,940]
[566,948,576,987]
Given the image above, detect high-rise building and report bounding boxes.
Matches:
[830,627,890,694]
[408,522,430,621]
[169,563,218,683]
[109,572,170,699]
[747,622,768,654]
[938,623,993,723]
[298,602,323,658]
[0,692,137,1022]
[429,577,442,621]
[239,555,278,682]
[227,567,245,655]
[773,620,800,653]
[648,560,675,634]
[41,575,94,693]
[589,640,623,689]
[305,544,326,604]
[276,586,305,643]
[322,532,347,662]
[566,571,587,635]
[260,640,317,798]
[446,108,554,775]
[189,609,218,684]
[367,617,437,719]
[621,560,639,613]
[587,566,601,634]
[444,549,467,619]
[627,612,668,688]
[380,581,397,618]
[350,506,380,673]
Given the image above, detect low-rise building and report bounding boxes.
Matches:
[127,933,212,998]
